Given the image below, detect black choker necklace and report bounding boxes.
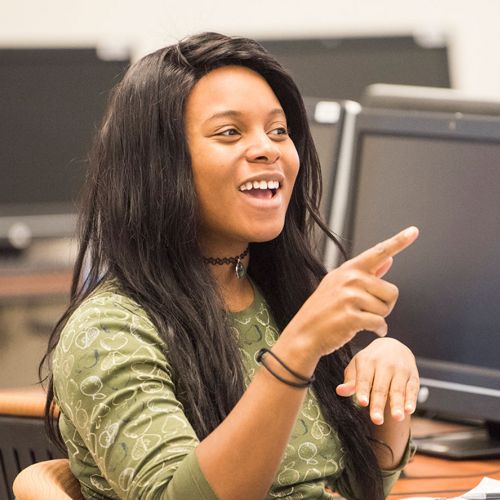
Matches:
[202,246,249,279]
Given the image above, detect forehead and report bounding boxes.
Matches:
[185,65,283,121]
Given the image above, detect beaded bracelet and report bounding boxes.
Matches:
[256,348,315,388]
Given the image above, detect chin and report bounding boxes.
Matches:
[248,223,285,243]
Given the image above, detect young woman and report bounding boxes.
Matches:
[42,32,420,499]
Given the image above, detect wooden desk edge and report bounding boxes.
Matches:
[0,386,59,417]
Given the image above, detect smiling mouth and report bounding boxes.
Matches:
[242,187,278,199]
[239,180,281,199]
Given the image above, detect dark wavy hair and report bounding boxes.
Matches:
[40,32,384,499]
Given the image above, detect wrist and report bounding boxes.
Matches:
[256,348,315,388]
[273,325,320,378]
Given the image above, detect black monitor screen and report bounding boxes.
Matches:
[350,134,500,373]
[0,48,128,218]
[260,36,450,101]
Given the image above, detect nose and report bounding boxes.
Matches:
[246,132,280,164]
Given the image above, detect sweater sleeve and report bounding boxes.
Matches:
[52,292,218,500]
[328,436,416,499]
[379,437,417,497]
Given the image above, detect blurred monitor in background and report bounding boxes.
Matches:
[303,97,342,223]
[259,35,451,101]
[0,47,129,253]
[328,106,500,459]
[303,97,360,257]
[362,83,500,115]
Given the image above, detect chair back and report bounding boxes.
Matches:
[0,387,64,499]
[13,458,83,500]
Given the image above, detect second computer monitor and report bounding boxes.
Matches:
[330,106,500,458]
[260,36,451,101]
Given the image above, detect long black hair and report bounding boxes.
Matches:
[41,32,384,499]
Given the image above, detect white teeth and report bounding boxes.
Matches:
[239,180,281,191]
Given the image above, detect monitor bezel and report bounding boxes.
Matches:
[362,83,500,116]
[303,97,345,223]
[303,97,359,259]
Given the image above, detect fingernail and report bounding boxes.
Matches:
[372,411,383,424]
[404,226,418,238]
[405,403,415,413]
[392,408,404,420]
[358,394,369,406]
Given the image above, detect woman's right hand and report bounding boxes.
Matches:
[284,226,419,360]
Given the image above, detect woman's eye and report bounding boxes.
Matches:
[270,127,289,137]
[218,128,239,137]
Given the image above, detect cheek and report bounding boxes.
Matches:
[191,162,234,223]
[191,143,236,193]
[190,155,221,201]
[286,149,301,191]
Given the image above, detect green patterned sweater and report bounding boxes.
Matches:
[52,281,411,499]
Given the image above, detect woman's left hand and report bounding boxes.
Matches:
[335,338,420,425]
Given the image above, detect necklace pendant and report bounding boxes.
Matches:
[235,258,246,279]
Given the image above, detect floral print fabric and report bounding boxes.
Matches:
[53,283,408,499]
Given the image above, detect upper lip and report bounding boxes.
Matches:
[238,172,285,188]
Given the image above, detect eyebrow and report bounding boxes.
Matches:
[205,108,286,123]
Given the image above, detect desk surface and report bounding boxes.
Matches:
[391,454,500,498]
[391,417,500,498]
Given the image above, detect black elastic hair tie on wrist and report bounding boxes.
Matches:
[256,348,315,388]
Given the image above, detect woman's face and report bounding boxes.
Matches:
[185,65,300,255]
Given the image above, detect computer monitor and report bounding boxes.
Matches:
[329,107,500,458]
[259,36,451,101]
[303,98,362,257]
[362,83,500,116]
[0,48,129,249]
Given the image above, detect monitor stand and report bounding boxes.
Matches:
[414,421,500,459]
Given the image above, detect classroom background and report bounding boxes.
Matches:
[1,2,500,498]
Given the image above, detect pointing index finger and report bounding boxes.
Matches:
[352,226,419,273]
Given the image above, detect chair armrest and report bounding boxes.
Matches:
[13,458,83,500]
